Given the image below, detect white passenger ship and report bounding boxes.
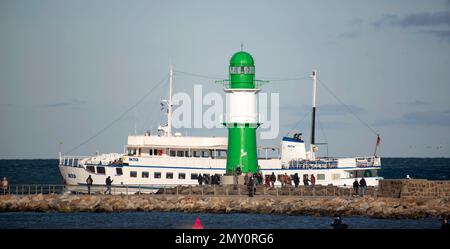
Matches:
[59,66,382,193]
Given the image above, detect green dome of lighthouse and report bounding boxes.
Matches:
[230,51,254,67]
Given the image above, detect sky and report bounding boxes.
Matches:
[1,0,449,159]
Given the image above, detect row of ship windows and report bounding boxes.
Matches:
[128,149,227,158]
[84,165,214,180]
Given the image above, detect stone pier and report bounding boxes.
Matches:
[0,180,449,219]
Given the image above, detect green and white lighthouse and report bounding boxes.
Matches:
[217,51,267,175]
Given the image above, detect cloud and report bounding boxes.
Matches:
[316,104,366,116]
[41,99,86,110]
[373,11,450,28]
[282,119,347,133]
[396,100,431,106]
[373,109,450,127]
[349,18,364,26]
[337,31,361,39]
[373,11,450,43]
[0,103,15,108]
[416,30,450,42]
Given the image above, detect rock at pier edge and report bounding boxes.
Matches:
[1,194,450,219]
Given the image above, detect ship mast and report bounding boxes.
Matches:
[310,70,317,160]
[167,64,173,137]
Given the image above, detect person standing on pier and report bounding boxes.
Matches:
[1,177,8,195]
[247,176,255,197]
[264,175,271,187]
[303,175,310,186]
[104,176,113,195]
[359,177,367,196]
[353,179,360,196]
[293,173,300,187]
[197,174,203,185]
[244,172,251,186]
[86,175,93,195]
[311,174,316,186]
[270,173,276,187]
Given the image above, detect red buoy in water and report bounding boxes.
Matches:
[192,217,204,229]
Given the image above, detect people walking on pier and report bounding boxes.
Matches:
[244,172,251,186]
[286,173,292,186]
[236,166,242,176]
[204,174,210,185]
[359,177,367,196]
[311,174,316,186]
[198,174,204,185]
[1,177,8,195]
[264,175,271,187]
[86,175,93,195]
[104,176,113,195]
[303,175,310,186]
[247,176,255,197]
[353,179,360,196]
[293,173,300,187]
[257,173,263,185]
[270,173,276,187]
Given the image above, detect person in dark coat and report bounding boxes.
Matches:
[330,215,348,229]
[353,179,359,196]
[104,176,113,195]
[203,174,209,185]
[247,177,255,197]
[257,173,263,185]
[293,173,300,187]
[269,172,276,187]
[236,166,242,176]
[197,174,203,185]
[359,177,367,196]
[86,175,93,195]
[303,175,310,186]
[244,172,251,186]
[216,174,221,185]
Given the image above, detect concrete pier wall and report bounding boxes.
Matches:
[378,179,450,198]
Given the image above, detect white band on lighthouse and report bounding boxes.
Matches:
[225,90,258,124]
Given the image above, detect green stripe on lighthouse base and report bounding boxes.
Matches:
[226,125,258,174]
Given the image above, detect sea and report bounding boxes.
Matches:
[0,158,449,229]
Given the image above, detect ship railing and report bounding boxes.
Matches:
[59,156,86,168]
[216,79,269,89]
[287,158,338,169]
[355,156,379,168]
[0,183,377,197]
[3,184,66,195]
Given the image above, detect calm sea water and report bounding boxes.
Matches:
[0,212,441,229]
[0,158,448,229]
